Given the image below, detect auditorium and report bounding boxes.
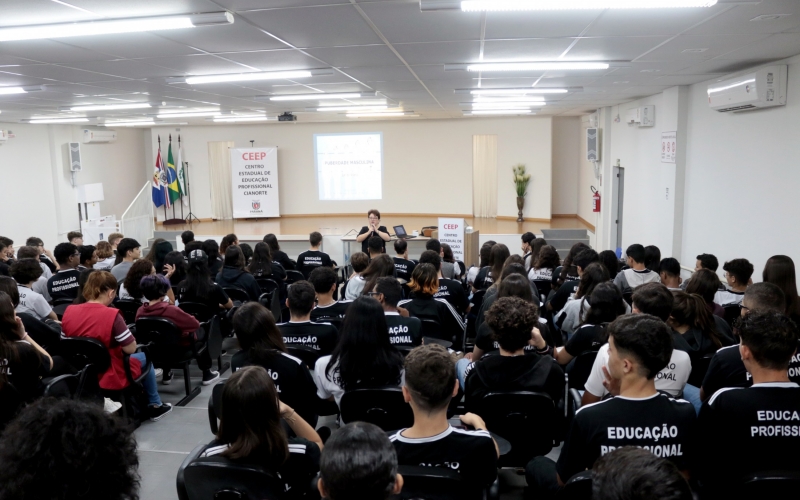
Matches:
[1,1,800,499]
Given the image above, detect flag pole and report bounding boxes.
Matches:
[178,134,184,220]
[159,135,167,223]
[170,133,176,220]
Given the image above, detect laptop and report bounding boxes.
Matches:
[393,225,417,239]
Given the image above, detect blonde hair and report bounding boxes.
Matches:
[409,263,439,296]
[95,241,114,259]
[83,271,117,301]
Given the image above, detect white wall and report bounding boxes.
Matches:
[551,116,580,215]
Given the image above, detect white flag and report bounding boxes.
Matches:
[177,144,189,206]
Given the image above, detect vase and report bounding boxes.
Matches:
[516,196,524,222]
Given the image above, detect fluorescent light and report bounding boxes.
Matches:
[466,88,569,95]
[316,105,388,112]
[156,111,221,118]
[463,62,609,71]
[346,112,417,118]
[468,110,534,115]
[28,117,90,124]
[212,116,277,122]
[266,92,376,101]
[317,99,386,107]
[179,69,334,85]
[421,0,718,11]
[473,96,545,103]
[707,78,756,95]
[102,121,156,127]
[69,103,152,111]
[0,12,233,42]
[470,103,542,110]
[0,87,27,95]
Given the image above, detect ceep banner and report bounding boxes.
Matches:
[230,147,280,218]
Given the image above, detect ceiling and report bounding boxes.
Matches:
[1,0,799,124]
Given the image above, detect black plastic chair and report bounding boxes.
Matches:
[42,371,83,399]
[313,316,343,331]
[558,470,592,500]
[723,304,742,328]
[51,298,74,320]
[566,350,599,391]
[207,380,225,435]
[397,465,499,500]
[256,278,280,294]
[532,280,552,303]
[177,443,286,500]
[285,345,322,370]
[736,470,800,499]
[339,386,414,430]
[50,297,74,307]
[285,270,305,284]
[0,381,23,431]
[179,301,216,323]
[689,352,716,388]
[114,299,142,325]
[471,290,486,314]
[223,287,250,304]
[420,318,446,342]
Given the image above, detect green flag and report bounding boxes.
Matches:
[166,142,180,203]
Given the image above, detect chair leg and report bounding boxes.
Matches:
[175,364,201,407]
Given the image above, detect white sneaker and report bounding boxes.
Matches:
[154,368,163,378]
[104,398,123,414]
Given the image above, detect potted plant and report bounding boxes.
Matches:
[512,164,531,222]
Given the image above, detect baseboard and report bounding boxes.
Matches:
[279,213,473,219]
[496,216,552,223]
[156,217,213,225]
[552,214,578,219]
[576,214,596,232]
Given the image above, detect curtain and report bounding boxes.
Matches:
[473,134,498,218]
[208,141,235,220]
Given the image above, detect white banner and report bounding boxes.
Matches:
[231,147,280,218]
[438,217,465,262]
[661,131,677,164]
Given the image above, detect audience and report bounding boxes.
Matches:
[144,239,173,274]
[264,233,296,271]
[392,239,416,283]
[467,241,494,287]
[597,249,619,281]
[716,258,753,306]
[180,230,194,252]
[356,209,390,255]
[249,241,287,281]
[178,250,233,310]
[441,243,462,280]
[419,250,469,317]
[521,232,536,269]
[239,242,253,264]
[111,238,141,282]
[529,244,561,282]
[762,254,800,324]
[107,232,124,253]
[549,248,599,314]
[556,242,587,289]
[686,268,725,318]
[614,244,661,294]
[67,231,83,246]
[592,447,693,500]
[279,280,338,354]
[0,291,53,402]
[0,276,60,352]
[347,251,369,283]
[345,253,394,300]
[16,246,52,301]
[557,262,611,336]
[215,245,262,301]
[219,233,238,256]
[203,239,223,277]
[93,241,115,270]
[695,253,719,273]
[659,257,683,291]
[373,276,422,348]
[398,263,466,344]
[475,243,510,291]
[25,236,56,274]
[76,245,96,270]
[297,231,332,278]
[644,245,662,273]
[0,240,9,276]
[10,259,57,321]
[46,242,82,301]
[121,259,162,303]
[309,266,351,321]
[367,235,385,260]
[163,250,187,286]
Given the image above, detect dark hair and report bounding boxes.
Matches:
[575,262,609,300]
[489,244,511,286]
[142,238,165,264]
[320,422,398,500]
[671,291,723,348]
[140,274,171,301]
[367,209,381,219]
[123,260,155,300]
[9,259,42,284]
[263,234,281,253]
[723,258,753,285]
[181,230,194,245]
[609,314,673,379]
[163,251,187,284]
[763,255,800,317]
[79,245,96,267]
[350,252,369,274]
[184,241,203,255]
[287,281,316,315]
[625,244,645,264]
[54,242,78,265]
[744,282,786,314]
[325,296,403,391]
[220,234,238,255]
[25,237,43,247]
[486,296,539,352]
[441,243,455,263]
[145,239,173,272]
[632,282,674,322]
[375,277,402,307]
[685,268,721,305]
[0,291,20,344]
[0,237,12,247]
[0,277,20,307]
[659,257,681,277]
[598,250,619,278]
[217,366,289,468]
[233,302,286,363]
[696,253,719,271]
[16,246,39,260]
[309,266,338,294]
[409,263,438,296]
[478,243,493,268]
[500,262,527,282]
[115,238,140,265]
[361,254,395,297]
[739,312,800,371]
[419,250,441,270]
[425,238,442,254]
[367,236,384,254]
[223,245,246,270]
[503,254,525,271]
[583,282,626,326]
[521,232,535,245]
[644,245,661,272]
[239,243,253,264]
[249,242,273,276]
[534,245,560,270]
[497,274,534,303]
[0,398,139,500]
[202,239,220,268]
[592,447,692,500]
[573,248,599,271]
[73,269,98,305]
[309,231,323,247]
[183,252,213,298]
[404,344,456,411]
[559,242,588,285]
[394,239,407,254]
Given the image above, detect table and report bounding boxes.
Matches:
[340,235,432,267]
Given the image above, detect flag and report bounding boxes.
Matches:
[152,148,165,208]
[177,141,189,206]
[159,145,171,209]
[166,141,180,204]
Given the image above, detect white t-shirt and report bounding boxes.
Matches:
[345,276,366,300]
[16,285,53,320]
[39,262,52,280]
[313,355,405,410]
[32,276,51,302]
[94,256,115,271]
[119,284,168,304]
[584,343,692,398]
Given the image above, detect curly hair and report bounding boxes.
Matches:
[485,296,539,352]
[0,398,140,500]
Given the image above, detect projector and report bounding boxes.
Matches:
[278,112,297,122]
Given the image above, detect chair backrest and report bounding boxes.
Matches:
[567,350,599,391]
[739,470,800,498]
[223,287,250,303]
[339,386,413,430]
[396,465,483,500]
[50,297,75,307]
[208,381,225,435]
[135,317,188,363]
[285,345,322,370]
[532,280,551,302]
[255,278,280,294]
[313,316,343,331]
[420,318,446,342]
[723,304,742,328]
[285,270,305,284]
[622,291,633,306]
[52,302,71,320]
[179,301,216,322]
[59,336,111,374]
[114,299,142,324]
[560,470,592,500]
[470,289,486,313]
[476,391,557,462]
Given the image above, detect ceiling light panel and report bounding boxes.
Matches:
[461,88,571,95]
[264,92,377,101]
[346,112,417,118]
[68,103,153,111]
[421,1,717,11]
[454,62,610,72]
[467,110,534,115]
[315,105,389,112]
[176,69,334,85]
[213,116,277,122]
[472,96,546,103]
[27,117,90,124]
[156,111,221,118]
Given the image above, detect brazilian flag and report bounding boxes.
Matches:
[166,142,181,204]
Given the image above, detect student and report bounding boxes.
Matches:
[111,238,141,282]
[716,258,752,306]
[61,271,172,421]
[557,262,610,336]
[278,280,338,354]
[0,240,9,277]
[163,250,187,286]
[392,239,416,283]
[16,247,52,301]
[215,246,262,301]
[474,243,510,291]
[75,245,97,271]
[592,447,693,500]
[121,260,175,304]
[0,398,140,500]
[231,302,318,424]
[46,242,82,301]
[613,244,661,294]
[319,422,402,500]
[659,257,683,291]
[180,230,194,252]
[314,296,404,410]
[239,243,253,265]
[94,241,115,271]
[696,312,800,490]
[202,239,223,277]
[367,235,384,260]
[10,260,57,321]
[526,314,696,500]
[345,254,394,300]
[548,248,599,315]
[644,245,661,273]
[686,269,725,318]
[419,250,469,317]
[25,237,56,274]
[135,274,219,386]
[178,250,233,311]
[107,232,124,253]
[528,244,561,282]
[373,276,422,348]
[477,261,534,326]
[695,253,719,272]
[467,242,493,287]
[598,249,619,281]
[762,254,800,324]
[555,242,588,289]
[67,231,83,246]
[0,277,60,353]
[0,237,13,262]
[441,243,461,280]
[297,231,332,278]
[345,252,370,296]
[249,241,287,282]
[144,239,173,274]
[397,263,465,344]
[356,209,390,255]
[263,234,296,271]
[521,231,536,270]
[390,344,498,492]
[218,233,238,256]
[309,266,350,321]
[199,366,322,500]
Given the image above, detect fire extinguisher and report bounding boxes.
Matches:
[592,186,601,213]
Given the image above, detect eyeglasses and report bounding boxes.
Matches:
[367,292,382,298]
[740,304,750,312]
[368,216,379,221]
[71,252,80,258]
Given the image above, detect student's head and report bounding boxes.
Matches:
[107,232,124,249]
[367,236,384,256]
[631,282,674,322]
[186,249,211,280]
[485,296,538,352]
[25,237,44,253]
[0,291,16,342]
[534,245,561,270]
[82,271,118,304]
[319,422,402,500]
[180,230,194,245]
[223,245,245,269]
[738,312,800,372]
[762,255,799,316]
[286,280,316,316]
[95,241,113,260]
[625,244,645,265]
[0,237,12,259]
[123,259,155,300]
[521,232,535,252]
[309,266,338,296]
[350,252,369,274]
[239,242,253,265]
[403,344,458,412]
[685,268,721,305]
[67,231,83,246]
[0,240,7,261]
[140,273,171,301]
[16,246,39,260]
[584,282,627,325]
[78,245,97,268]
[0,277,20,307]
[184,240,203,255]
[478,242,493,268]
[497,274,535,303]
[263,233,281,253]
[393,239,408,256]
[9,259,42,286]
[219,233,238,255]
[309,231,323,247]
[374,276,402,308]
[592,447,692,500]
[202,239,220,265]
[367,209,381,223]
[576,262,609,299]
[489,243,511,282]
[598,250,619,278]
[409,263,438,296]
[163,250,187,281]
[607,314,673,381]
[441,243,455,263]
[670,291,723,348]
[53,242,79,268]
[531,238,547,263]
[722,258,754,288]
[425,238,442,255]
[644,245,661,273]
[0,398,139,500]
[116,238,141,263]
[233,302,285,352]
[695,253,719,272]
[145,239,172,271]
[659,257,681,286]
[573,248,599,275]
[742,282,785,317]
[500,261,527,283]
[418,249,441,271]
[360,254,395,295]
[249,242,273,275]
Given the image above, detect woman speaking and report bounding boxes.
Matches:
[355,209,390,254]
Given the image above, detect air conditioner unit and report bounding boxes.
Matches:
[82,129,117,143]
[0,130,7,145]
[587,128,600,162]
[708,65,787,113]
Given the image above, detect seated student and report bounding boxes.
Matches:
[418,250,469,317]
[163,250,187,286]
[527,314,696,500]
[459,297,562,408]
[681,253,719,290]
[474,244,510,291]
[557,262,610,336]
[467,242,493,288]
[218,233,238,257]
[697,312,800,490]
[200,366,322,500]
[367,235,385,261]
[0,398,140,500]
[263,233,296,271]
[249,242,287,282]
[319,422,402,500]
[239,243,253,265]
[25,237,56,274]
[144,239,174,275]
[554,242,587,290]
[659,257,683,291]
[10,260,57,322]
[592,447,693,500]
[598,250,620,281]
[121,260,176,305]
[0,240,10,276]
[110,238,141,283]
[644,245,661,273]
[278,280,338,354]
[107,232,124,253]
[613,244,662,295]
[390,344,499,493]
[0,277,60,353]
[762,254,800,325]
[135,274,219,386]
[392,239,416,283]
[521,231,536,270]
[16,246,52,302]
[548,248,599,315]
[46,243,82,302]
[345,254,394,300]
[77,245,97,271]
[231,302,318,424]
[0,291,53,402]
[582,283,693,406]
[296,231,332,278]
[93,241,115,271]
[686,268,725,318]
[202,239,223,277]
[178,250,233,311]
[309,266,350,321]
[343,251,369,298]
[61,271,172,421]
[67,231,83,246]
[715,258,753,306]
[314,296,404,410]
[528,244,561,283]
[441,243,462,280]
[215,246,261,301]
[555,282,627,366]
[397,264,465,344]
[373,276,422,348]
[180,230,194,256]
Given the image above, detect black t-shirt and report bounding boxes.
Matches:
[474,267,493,290]
[178,281,230,309]
[393,257,416,282]
[702,343,800,396]
[310,301,351,321]
[565,324,606,357]
[277,321,338,355]
[557,393,696,481]
[385,313,422,347]
[389,425,498,491]
[434,278,469,316]
[358,226,388,254]
[47,269,81,301]
[296,250,332,278]
[0,262,8,276]
[697,383,800,484]
[272,250,295,271]
[549,279,579,313]
[208,257,223,277]
[4,341,50,402]
[252,262,287,282]
[464,352,565,408]
[397,294,465,343]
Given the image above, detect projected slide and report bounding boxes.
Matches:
[315,133,382,200]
